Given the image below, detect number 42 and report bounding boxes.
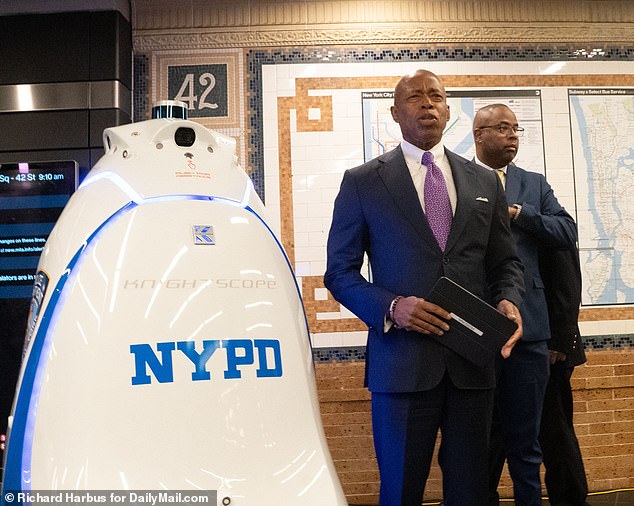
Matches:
[174,72,218,111]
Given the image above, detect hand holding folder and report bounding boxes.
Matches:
[425,277,519,368]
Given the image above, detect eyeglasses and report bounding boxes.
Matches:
[477,124,525,136]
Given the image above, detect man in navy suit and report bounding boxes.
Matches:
[539,245,589,506]
[324,70,525,506]
[472,104,578,506]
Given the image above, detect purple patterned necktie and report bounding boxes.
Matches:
[422,151,452,251]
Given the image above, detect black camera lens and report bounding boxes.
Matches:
[174,127,196,147]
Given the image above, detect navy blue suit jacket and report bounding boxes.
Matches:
[325,147,525,393]
[504,164,578,342]
[539,245,586,367]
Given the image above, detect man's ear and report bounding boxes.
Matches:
[390,105,399,124]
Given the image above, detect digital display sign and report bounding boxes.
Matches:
[0,160,77,299]
[1,160,78,440]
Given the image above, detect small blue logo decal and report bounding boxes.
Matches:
[193,225,215,245]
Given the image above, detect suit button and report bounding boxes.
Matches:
[442,256,449,265]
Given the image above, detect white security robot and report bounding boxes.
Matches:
[2,102,348,505]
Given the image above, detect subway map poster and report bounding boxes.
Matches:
[570,88,634,305]
[362,89,545,173]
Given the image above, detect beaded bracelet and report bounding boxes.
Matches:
[389,296,403,327]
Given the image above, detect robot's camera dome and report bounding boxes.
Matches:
[151,100,188,119]
[174,127,196,147]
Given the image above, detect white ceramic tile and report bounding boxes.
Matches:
[295,246,325,262]
[314,287,328,301]
[293,202,309,218]
[293,130,325,147]
[263,147,280,175]
[294,232,310,248]
[297,211,323,225]
[623,319,634,334]
[310,260,326,276]
[276,77,297,95]
[294,262,310,277]
[290,174,305,191]
[579,319,633,335]
[308,107,321,121]
[340,331,368,347]
[317,311,343,321]
[264,173,281,204]
[293,188,322,205]
[311,332,343,348]
[309,231,326,247]
[290,143,309,162]
[315,172,344,190]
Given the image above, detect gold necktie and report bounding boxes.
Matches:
[496,169,506,189]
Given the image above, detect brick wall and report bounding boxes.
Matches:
[315,349,634,505]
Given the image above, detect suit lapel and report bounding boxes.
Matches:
[504,164,521,204]
[377,147,439,250]
[445,150,479,253]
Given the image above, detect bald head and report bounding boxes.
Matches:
[473,104,520,169]
[394,70,442,103]
[473,103,513,130]
[390,69,450,150]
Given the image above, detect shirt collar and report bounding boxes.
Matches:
[401,139,446,168]
[474,155,507,173]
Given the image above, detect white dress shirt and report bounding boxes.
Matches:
[474,155,507,179]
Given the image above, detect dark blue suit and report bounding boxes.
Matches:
[488,163,578,506]
[539,244,588,505]
[325,146,524,505]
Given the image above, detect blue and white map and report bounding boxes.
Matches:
[570,89,634,305]
[362,90,545,173]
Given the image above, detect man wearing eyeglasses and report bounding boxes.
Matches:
[473,104,578,506]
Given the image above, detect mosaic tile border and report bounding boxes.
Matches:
[313,345,366,363]
[583,334,634,351]
[246,44,634,203]
[133,53,149,122]
[312,335,634,363]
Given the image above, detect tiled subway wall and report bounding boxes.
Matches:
[133,43,634,503]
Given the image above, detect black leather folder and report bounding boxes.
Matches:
[425,276,518,368]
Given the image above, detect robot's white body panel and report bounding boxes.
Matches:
[2,119,347,505]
